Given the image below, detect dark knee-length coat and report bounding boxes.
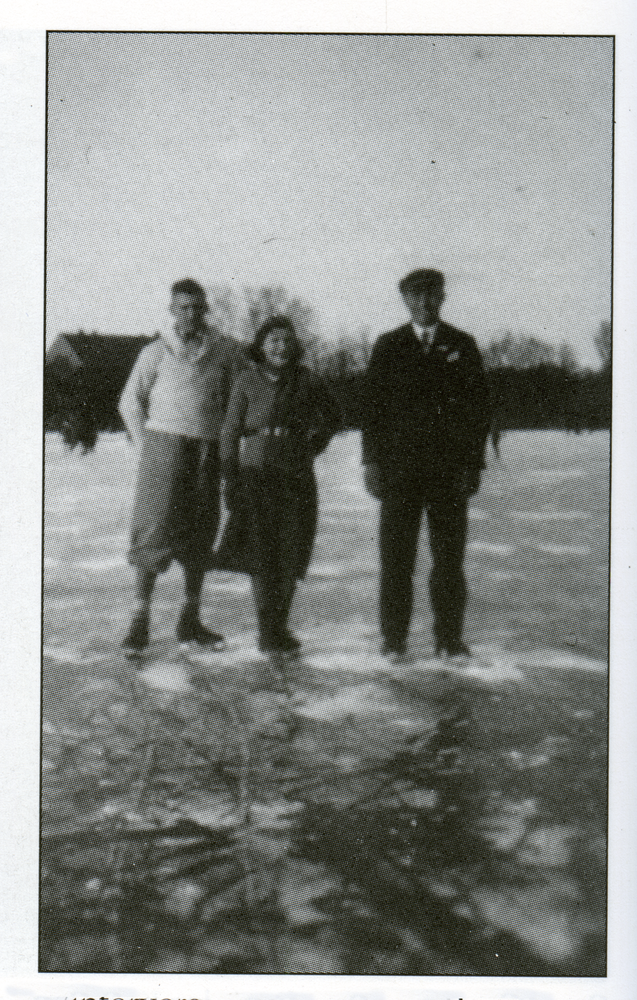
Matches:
[362,321,491,499]
[218,361,342,576]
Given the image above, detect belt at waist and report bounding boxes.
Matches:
[241,427,292,439]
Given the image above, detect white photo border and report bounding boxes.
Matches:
[1,5,635,1000]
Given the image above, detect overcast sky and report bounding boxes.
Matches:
[46,33,613,366]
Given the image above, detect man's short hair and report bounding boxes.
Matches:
[399,269,445,296]
[171,278,207,301]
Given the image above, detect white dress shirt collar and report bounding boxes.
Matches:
[412,320,439,349]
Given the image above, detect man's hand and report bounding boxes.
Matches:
[363,463,383,499]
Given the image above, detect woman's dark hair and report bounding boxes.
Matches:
[249,314,303,364]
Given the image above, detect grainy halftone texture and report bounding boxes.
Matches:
[46,34,612,368]
[128,431,220,573]
[44,30,611,976]
[42,430,608,974]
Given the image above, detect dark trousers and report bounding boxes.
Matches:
[379,489,468,649]
[243,471,317,637]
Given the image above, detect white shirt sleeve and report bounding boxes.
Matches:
[118,343,161,447]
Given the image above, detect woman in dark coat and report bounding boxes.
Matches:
[220,316,341,653]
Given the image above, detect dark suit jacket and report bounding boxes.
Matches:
[362,320,491,497]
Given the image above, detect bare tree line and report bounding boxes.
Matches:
[45,284,611,451]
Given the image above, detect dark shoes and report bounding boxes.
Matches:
[381,639,408,663]
[176,609,226,650]
[380,637,470,661]
[124,610,227,655]
[278,628,301,653]
[122,613,149,658]
[258,625,301,655]
[436,638,471,659]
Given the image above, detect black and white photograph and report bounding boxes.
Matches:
[2,15,634,993]
[37,31,616,978]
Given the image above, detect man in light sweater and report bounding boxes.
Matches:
[118,279,245,656]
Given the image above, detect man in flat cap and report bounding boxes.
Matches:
[362,269,490,660]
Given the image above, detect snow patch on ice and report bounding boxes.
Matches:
[187,635,264,667]
[526,468,585,482]
[389,647,525,685]
[309,560,375,579]
[45,524,87,537]
[456,648,524,684]
[293,683,402,722]
[291,636,605,685]
[467,644,605,677]
[76,556,126,572]
[42,645,112,666]
[511,510,592,522]
[301,648,386,675]
[518,649,606,674]
[139,662,193,693]
[471,884,581,963]
[469,542,517,556]
[204,575,252,594]
[530,543,591,556]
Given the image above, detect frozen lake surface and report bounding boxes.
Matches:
[41,430,608,974]
[44,429,609,665]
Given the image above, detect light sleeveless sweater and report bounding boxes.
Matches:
[119,327,245,444]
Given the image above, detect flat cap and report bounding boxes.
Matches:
[399,268,445,295]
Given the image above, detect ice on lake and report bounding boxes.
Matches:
[44,429,609,668]
[511,508,593,521]
[41,429,609,975]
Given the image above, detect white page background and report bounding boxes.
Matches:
[1,5,635,1000]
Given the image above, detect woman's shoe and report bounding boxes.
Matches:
[445,639,471,659]
[122,613,149,659]
[277,627,301,653]
[176,609,226,650]
[258,626,280,653]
